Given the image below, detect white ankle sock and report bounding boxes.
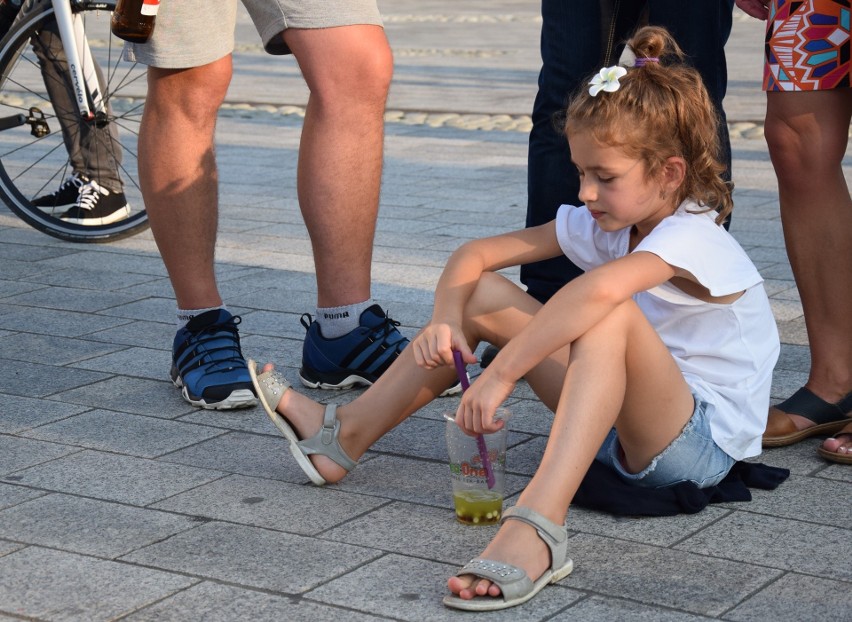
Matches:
[315,300,372,338]
[177,305,225,328]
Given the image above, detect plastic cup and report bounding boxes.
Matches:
[445,409,508,526]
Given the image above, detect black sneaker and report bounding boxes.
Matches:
[32,172,89,211]
[59,179,131,225]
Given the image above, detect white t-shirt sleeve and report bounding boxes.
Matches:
[555,204,628,270]
[633,206,763,297]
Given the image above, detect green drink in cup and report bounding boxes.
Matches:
[445,413,508,525]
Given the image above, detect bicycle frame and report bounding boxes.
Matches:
[19,0,112,120]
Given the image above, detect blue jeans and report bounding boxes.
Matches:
[595,396,736,489]
[521,0,735,303]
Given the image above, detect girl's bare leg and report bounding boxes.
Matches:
[264,273,550,483]
[449,299,695,600]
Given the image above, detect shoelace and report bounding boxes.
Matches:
[46,172,86,199]
[74,180,108,211]
[370,311,408,352]
[180,315,246,377]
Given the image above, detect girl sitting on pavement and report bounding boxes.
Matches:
[249,26,780,612]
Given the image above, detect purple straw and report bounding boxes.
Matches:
[452,350,496,489]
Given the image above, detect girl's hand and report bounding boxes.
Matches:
[735,0,769,20]
[454,369,515,435]
[411,323,476,370]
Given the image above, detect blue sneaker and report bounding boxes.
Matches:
[170,309,257,409]
[299,304,461,396]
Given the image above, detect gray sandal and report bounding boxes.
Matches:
[443,506,573,611]
[249,360,356,486]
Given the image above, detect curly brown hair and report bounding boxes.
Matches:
[563,26,732,224]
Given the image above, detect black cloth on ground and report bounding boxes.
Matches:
[573,460,790,516]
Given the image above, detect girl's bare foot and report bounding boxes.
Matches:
[447,518,551,600]
[259,363,353,484]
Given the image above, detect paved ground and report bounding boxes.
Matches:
[0,3,850,621]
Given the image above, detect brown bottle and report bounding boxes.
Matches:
[111,0,159,44]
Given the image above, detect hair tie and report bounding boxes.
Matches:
[634,57,659,67]
[617,45,660,69]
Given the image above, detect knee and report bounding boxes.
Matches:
[145,59,233,126]
[765,111,845,184]
[311,44,393,113]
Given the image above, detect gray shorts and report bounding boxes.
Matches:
[124,0,383,68]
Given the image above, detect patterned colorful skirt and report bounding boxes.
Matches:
[763,0,850,91]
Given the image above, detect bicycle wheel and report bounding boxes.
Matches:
[0,0,148,243]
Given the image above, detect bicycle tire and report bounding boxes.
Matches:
[0,0,148,243]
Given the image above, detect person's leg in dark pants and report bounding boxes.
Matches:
[521,0,602,303]
[649,0,735,186]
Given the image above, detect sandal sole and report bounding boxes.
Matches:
[762,419,850,447]
[249,362,328,486]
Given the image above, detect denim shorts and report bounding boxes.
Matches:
[595,396,736,489]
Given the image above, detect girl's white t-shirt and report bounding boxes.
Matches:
[555,201,780,460]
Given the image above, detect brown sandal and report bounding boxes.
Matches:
[763,387,852,447]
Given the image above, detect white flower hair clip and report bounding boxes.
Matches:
[588,65,627,97]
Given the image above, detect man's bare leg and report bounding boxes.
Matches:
[138,57,233,310]
[283,26,392,307]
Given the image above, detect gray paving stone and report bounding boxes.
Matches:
[2,287,143,313]
[160,431,315,482]
[0,539,24,557]
[676,511,852,582]
[323,500,502,565]
[564,534,781,616]
[70,346,172,382]
[234,309,306,339]
[124,581,386,621]
[306,553,582,621]
[0,333,125,366]
[26,266,160,291]
[0,278,44,298]
[818,461,852,483]
[0,435,79,476]
[0,240,76,262]
[123,521,381,593]
[21,410,225,459]
[0,358,112,399]
[753,439,831,476]
[9,450,225,506]
[0,394,88,433]
[85,318,174,350]
[716,474,851,529]
[38,250,169,278]
[93,297,176,323]
[0,257,51,280]
[178,402,283,435]
[0,482,45,511]
[551,596,714,621]
[725,573,851,622]
[152,474,386,536]
[0,494,199,558]
[566,505,730,548]
[52,376,194,419]
[0,546,195,621]
[0,307,131,338]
